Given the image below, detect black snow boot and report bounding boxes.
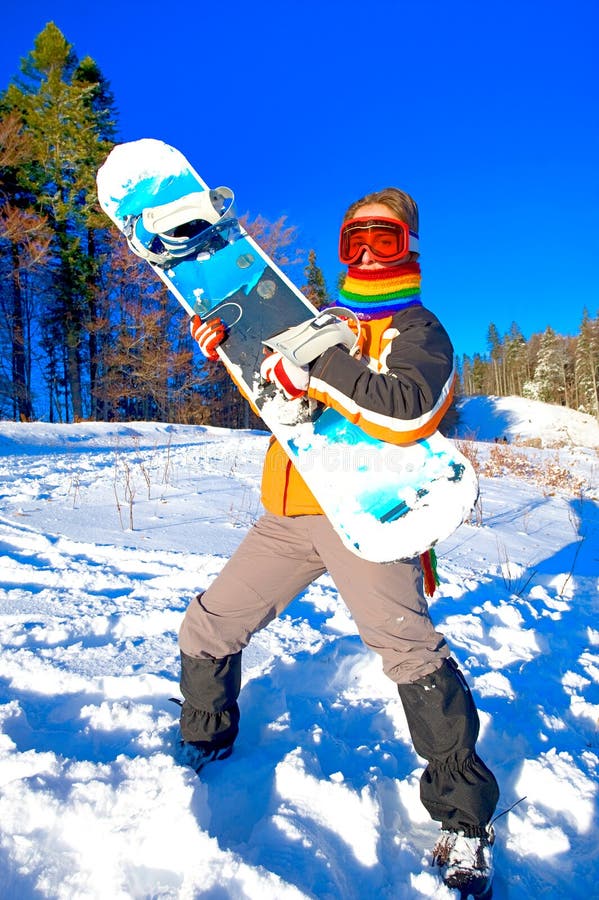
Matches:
[397,657,499,833]
[179,649,242,753]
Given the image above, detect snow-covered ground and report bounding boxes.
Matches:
[0,396,597,899]
[456,394,599,449]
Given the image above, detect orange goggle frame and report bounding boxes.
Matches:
[339,217,419,264]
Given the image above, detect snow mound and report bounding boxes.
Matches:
[456,395,599,449]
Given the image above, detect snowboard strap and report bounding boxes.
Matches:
[142,188,233,235]
[124,186,237,267]
[263,308,362,366]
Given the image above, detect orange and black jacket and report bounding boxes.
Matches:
[261,303,455,517]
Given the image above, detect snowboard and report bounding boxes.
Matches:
[96,138,478,563]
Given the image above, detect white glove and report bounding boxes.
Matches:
[190,314,226,360]
[260,352,309,400]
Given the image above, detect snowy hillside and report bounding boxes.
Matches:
[456,395,599,449]
[0,399,598,899]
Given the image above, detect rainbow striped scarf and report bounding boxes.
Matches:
[339,262,422,319]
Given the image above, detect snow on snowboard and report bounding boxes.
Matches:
[96,139,477,562]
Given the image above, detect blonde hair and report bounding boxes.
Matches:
[343,187,419,233]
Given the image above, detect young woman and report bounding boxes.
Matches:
[181,188,499,897]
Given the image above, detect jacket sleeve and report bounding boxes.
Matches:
[307,306,456,444]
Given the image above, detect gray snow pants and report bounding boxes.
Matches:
[178,512,499,830]
[180,511,449,676]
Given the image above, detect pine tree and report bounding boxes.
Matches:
[504,322,528,396]
[487,323,504,395]
[73,56,117,418]
[471,354,488,394]
[0,110,52,419]
[302,249,331,309]
[575,308,599,417]
[523,326,566,404]
[459,355,473,395]
[2,22,117,421]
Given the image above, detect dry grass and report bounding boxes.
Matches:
[455,439,586,497]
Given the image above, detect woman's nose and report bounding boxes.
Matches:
[358,246,375,265]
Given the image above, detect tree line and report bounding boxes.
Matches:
[2,24,596,428]
[459,313,599,419]
[0,23,331,427]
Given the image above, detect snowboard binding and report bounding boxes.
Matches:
[263,307,362,366]
[123,186,239,267]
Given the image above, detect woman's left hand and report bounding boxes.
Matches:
[260,352,309,399]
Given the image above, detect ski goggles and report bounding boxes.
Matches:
[339,217,419,265]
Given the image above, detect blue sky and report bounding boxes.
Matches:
[2,0,598,359]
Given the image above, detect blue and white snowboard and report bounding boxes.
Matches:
[96,139,477,562]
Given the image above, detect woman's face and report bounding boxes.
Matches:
[349,202,409,270]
